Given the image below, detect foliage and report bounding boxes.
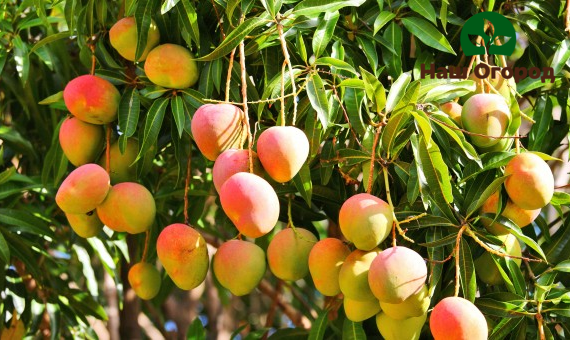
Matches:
[1,0,570,338]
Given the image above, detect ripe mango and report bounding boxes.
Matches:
[267,228,317,281]
[480,191,540,235]
[504,152,554,210]
[308,238,350,296]
[144,44,199,89]
[256,126,309,183]
[368,246,427,304]
[63,75,120,125]
[98,139,138,184]
[380,285,430,320]
[462,93,511,148]
[430,296,488,340]
[65,210,103,238]
[219,172,279,238]
[376,311,427,340]
[475,233,521,285]
[96,182,156,234]
[339,193,393,251]
[439,101,463,126]
[128,262,161,300]
[109,17,160,62]
[59,117,104,166]
[156,223,209,290]
[212,149,263,193]
[191,104,245,161]
[56,164,110,214]
[339,248,381,301]
[213,240,266,296]
[344,297,381,322]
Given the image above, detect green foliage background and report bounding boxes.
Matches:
[1,0,570,338]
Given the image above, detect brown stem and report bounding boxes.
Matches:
[105,124,111,174]
[239,37,254,173]
[184,147,192,225]
[257,280,311,329]
[331,84,365,150]
[465,228,543,263]
[141,230,150,262]
[537,301,546,340]
[366,126,382,194]
[428,115,522,140]
[280,60,287,126]
[383,166,414,246]
[90,43,96,75]
[454,225,467,297]
[277,21,297,125]
[225,48,237,103]
[209,0,226,39]
[263,280,283,339]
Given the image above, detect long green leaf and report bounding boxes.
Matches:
[401,17,455,55]
[118,88,141,153]
[135,98,169,161]
[408,0,436,25]
[294,0,366,17]
[306,73,330,129]
[312,11,339,58]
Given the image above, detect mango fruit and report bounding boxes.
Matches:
[219,172,279,238]
[109,17,160,62]
[430,296,488,340]
[308,238,351,296]
[213,240,266,296]
[440,101,463,126]
[65,210,103,238]
[343,297,381,322]
[256,126,309,183]
[212,149,263,193]
[376,312,427,340]
[98,139,138,184]
[480,191,540,235]
[144,44,199,89]
[380,285,430,320]
[339,248,381,301]
[267,228,317,281]
[156,223,209,290]
[475,233,522,285]
[461,93,511,148]
[59,117,104,166]
[56,164,110,214]
[504,152,554,210]
[63,75,120,125]
[128,262,161,300]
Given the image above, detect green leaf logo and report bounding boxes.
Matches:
[460,12,516,56]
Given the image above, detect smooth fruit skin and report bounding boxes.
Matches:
[308,238,351,296]
[376,312,427,340]
[475,233,522,285]
[109,17,160,62]
[368,246,427,304]
[144,44,199,89]
[343,297,381,322]
[267,228,317,281]
[477,134,513,153]
[156,223,209,290]
[96,182,156,234]
[219,173,279,238]
[256,126,310,183]
[339,193,393,251]
[440,101,463,126]
[480,191,540,235]
[339,249,381,301]
[65,211,103,238]
[128,262,161,300]
[212,149,263,192]
[380,285,430,320]
[504,153,554,210]
[98,139,138,184]
[430,296,488,340]
[465,71,515,104]
[461,93,511,148]
[191,104,245,161]
[63,75,120,125]
[59,117,104,166]
[213,240,266,296]
[56,164,110,214]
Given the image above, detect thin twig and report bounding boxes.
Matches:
[239,37,254,173]
[383,166,414,246]
[105,124,111,174]
[141,230,150,262]
[366,126,382,193]
[184,147,192,225]
[225,48,236,103]
[454,225,467,297]
[277,20,297,124]
[280,60,287,126]
[464,228,543,263]
[263,280,283,338]
[209,0,226,38]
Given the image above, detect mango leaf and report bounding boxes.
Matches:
[382,111,410,159]
[459,239,477,302]
[0,232,9,263]
[306,73,330,129]
[550,38,570,75]
[466,175,507,217]
[187,317,206,340]
[118,88,141,153]
[427,227,445,294]
[385,72,411,113]
[294,0,366,17]
[179,0,200,46]
[312,11,339,58]
[135,98,169,162]
[489,317,524,340]
[134,0,155,61]
[408,0,436,25]
[197,17,266,61]
[360,67,386,113]
[343,87,366,135]
[308,310,329,340]
[171,95,185,138]
[401,17,455,55]
[373,11,395,36]
[381,21,402,78]
[342,318,365,340]
[315,57,358,75]
[292,162,312,207]
[260,0,283,19]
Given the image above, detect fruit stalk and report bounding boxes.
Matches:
[105,124,112,173]
[366,125,382,194]
[141,230,150,262]
[277,18,297,124]
[382,166,414,246]
[454,225,467,297]
[280,60,287,126]
[184,145,192,224]
[239,27,254,173]
[225,48,236,103]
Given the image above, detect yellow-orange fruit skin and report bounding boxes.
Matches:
[480,191,540,235]
[213,240,266,296]
[504,153,554,210]
[109,17,160,62]
[380,285,430,320]
[128,262,161,300]
[191,104,245,161]
[156,223,209,290]
[65,211,103,238]
[440,101,463,126]
[461,94,511,148]
[219,172,279,238]
[56,164,110,214]
[343,298,381,322]
[212,149,263,193]
[465,71,515,104]
[144,44,199,89]
[98,139,138,184]
[376,312,427,340]
[339,193,393,251]
[430,296,488,340]
[478,135,513,153]
[308,238,351,296]
[59,117,104,166]
[257,126,310,183]
[63,75,120,125]
[267,228,317,281]
[96,182,156,234]
[339,249,381,301]
[475,233,522,285]
[368,246,427,304]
